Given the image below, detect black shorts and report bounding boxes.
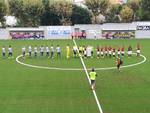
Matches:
[29,52,31,56]
[51,52,54,55]
[9,52,12,56]
[57,52,61,55]
[2,52,5,56]
[79,50,82,54]
[117,64,120,69]
[109,54,111,57]
[73,50,77,55]
[22,52,25,56]
[40,52,44,56]
[91,80,95,85]
[34,52,37,56]
[46,52,49,55]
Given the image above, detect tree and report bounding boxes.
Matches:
[71,5,91,25]
[51,0,72,25]
[9,0,44,27]
[0,1,6,26]
[127,0,140,21]
[120,5,134,23]
[40,0,60,25]
[85,0,109,24]
[40,6,60,25]
[24,2,44,26]
[9,0,26,26]
[140,0,150,21]
[105,4,122,23]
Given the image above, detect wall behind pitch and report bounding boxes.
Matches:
[0,28,10,39]
[135,22,150,39]
[73,25,102,39]
[44,26,72,39]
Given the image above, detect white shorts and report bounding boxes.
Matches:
[137,50,140,54]
[97,51,100,55]
[121,51,125,54]
[128,51,132,55]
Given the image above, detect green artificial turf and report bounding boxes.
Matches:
[0,39,150,113]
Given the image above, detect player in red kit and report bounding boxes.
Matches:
[105,46,108,57]
[136,43,141,57]
[113,48,116,57]
[121,47,125,57]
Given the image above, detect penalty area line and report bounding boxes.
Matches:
[73,39,103,113]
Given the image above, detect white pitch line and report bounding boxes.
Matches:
[15,53,147,71]
[73,39,103,113]
[16,52,146,71]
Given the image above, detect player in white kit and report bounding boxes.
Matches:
[50,45,54,59]
[87,46,92,58]
[84,47,87,58]
[8,45,13,58]
[28,46,32,57]
[34,45,38,57]
[56,45,61,58]
[73,46,77,58]
[22,46,26,58]
[2,46,6,58]
[40,45,44,56]
[46,46,50,57]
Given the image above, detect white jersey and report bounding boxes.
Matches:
[2,48,5,53]
[40,47,44,52]
[109,50,112,54]
[34,47,38,53]
[22,47,26,52]
[87,47,92,57]
[56,47,61,53]
[118,51,120,55]
[51,46,54,52]
[97,51,100,55]
[46,47,50,52]
[8,47,12,53]
[113,52,115,55]
[28,46,32,52]
[121,51,125,54]
[73,46,77,51]
[84,49,87,55]
[137,49,140,54]
[128,50,132,55]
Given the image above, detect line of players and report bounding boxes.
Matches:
[1,43,141,59]
[79,44,141,59]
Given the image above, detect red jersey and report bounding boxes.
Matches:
[137,43,140,50]
[113,48,116,52]
[121,47,124,52]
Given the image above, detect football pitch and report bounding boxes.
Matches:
[0,39,150,113]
